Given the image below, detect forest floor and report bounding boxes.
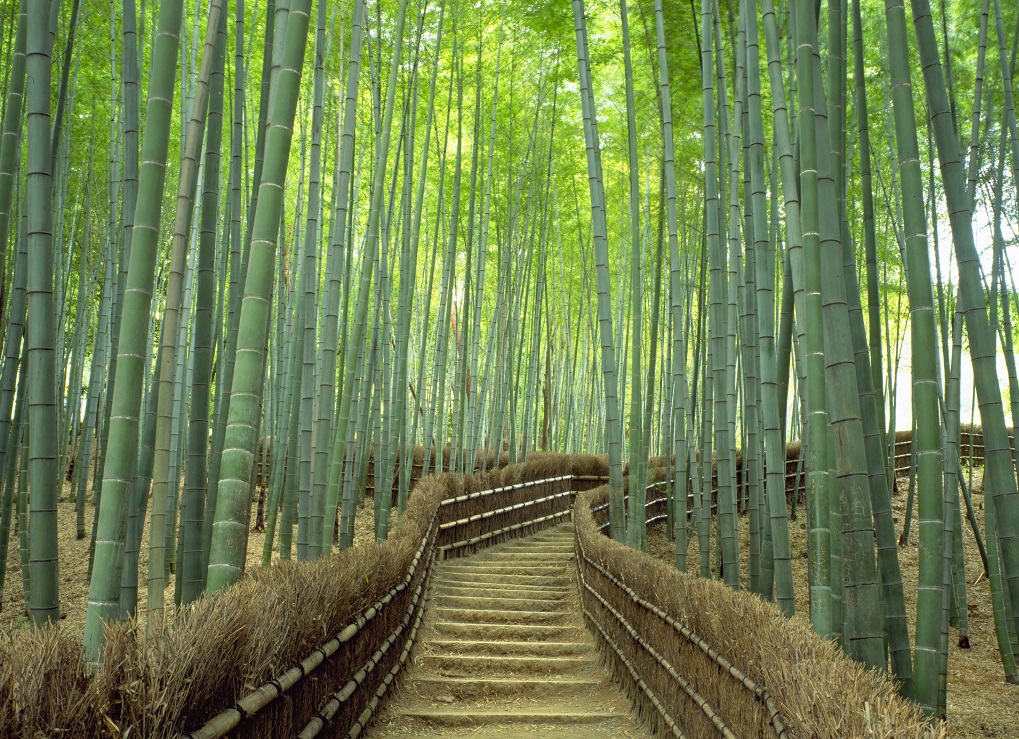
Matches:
[646,468,1017,738]
[0,480,385,638]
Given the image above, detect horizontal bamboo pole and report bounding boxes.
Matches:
[182,514,439,739]
[439,488,571,531]
[185,472,578,738]
[579,559,735,738]
[439,475,573,507]
[299,550,434,738]
[596,490,702,532]
[579,594,686,738]
[439,507,572,555]
[340,559,431,739]
[578,520,787,738]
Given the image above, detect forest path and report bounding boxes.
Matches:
[366,523,652,738]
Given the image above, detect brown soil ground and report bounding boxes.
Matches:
[0,481,385,638]
[646,469,1018,738]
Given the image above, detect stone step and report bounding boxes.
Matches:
[441,561,571,573]
[429,621,588,642]
[364,523,650,739]
[392,708,631,728]
[470,551,575,562]
[435,571,569,587]
[429,594,567,613]
[409,675,604,701]
[421,653,592,677]
[426,639,593,657]
[431,583,570,599]
[439,567,572,580]
[499,538,578,550]
[366,725,644,738]
[430,606,572,625]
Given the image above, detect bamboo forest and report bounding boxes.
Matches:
[0,0,1017,735]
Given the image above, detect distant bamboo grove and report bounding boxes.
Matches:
[0,0,1016,723]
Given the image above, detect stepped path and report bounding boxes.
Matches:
[368,523,651,738]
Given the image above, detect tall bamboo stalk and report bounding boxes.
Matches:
[181,2,227,605]
[25,0,60,627]
[911,0,1019,658]
[572,0,625,540]
[746,0,794,614]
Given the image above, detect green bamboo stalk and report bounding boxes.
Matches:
[84,0,184,661]
[48,0,80,171]
[746,0,794,614]
[572,0,625,540]
[312,0,364,547]
[25,0,60,627]
[206,0,315,590]
[852,0,886,449]
[620,0,645,551]
[398,2,445,504]
[147,0,224,622]
[884,0,946,705]
[0,214,27,533]
[910,0,1019,656]
[0,349,26,612]
[119,354,159,618]
[940,307,966,708]
[335,320,369,549]
[298,0,325,558]
[373,138,399,539]
[659,88,690,562]
[849,0,913,686]
[92,0,142,543]
[283,262,305,559]
[991,0,1019,192]
[699,340,713,578]
[450,28,483,473]
[179,3,226,604]
[205,0,273,569]
[791,8,884,667]
[0,7,25,340]
[965,0,991,210]
[18,415,29,602]
[792,0,834,639]
[166,222,198,582]
[985,471,1019,682]
[521,105,552,462]
[87,39,120,573]
[703,0,738,588]
[64,179,93,509]
[423,34,464,480]
[262,257,295,564]
[325,0,408,555]
[641,192,664,552]
[687,225,706,566]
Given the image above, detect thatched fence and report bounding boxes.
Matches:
[1,448,949,738]
[0,454,602,738]
[578,479,943,738]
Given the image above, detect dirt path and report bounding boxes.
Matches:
[367,523,651,738]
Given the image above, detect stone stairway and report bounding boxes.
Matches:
[367,523,651,738]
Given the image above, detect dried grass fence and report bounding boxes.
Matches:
[254,443,511,509]
[577,482,946,739]
[592,468,698,535]
[606,425,994,516]
[0,454,607,739]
